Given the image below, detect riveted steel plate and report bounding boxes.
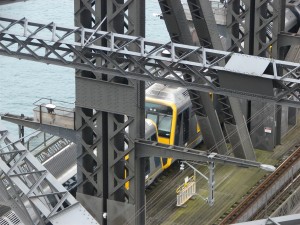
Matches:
[225,54,270,75]
[76,77,137,116]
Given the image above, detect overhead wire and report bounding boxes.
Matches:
[123,169,183,225]
[180,106,282,223]
[175,104,284,223]
[226,103,281,156]
[122,101,283,224]
[207,101,276,154]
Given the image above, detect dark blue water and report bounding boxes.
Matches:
[0,0,169,136]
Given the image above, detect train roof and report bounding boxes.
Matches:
[146,80,191,114]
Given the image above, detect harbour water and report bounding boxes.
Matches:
[0,0,169,136]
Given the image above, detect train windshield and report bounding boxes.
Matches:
[145,102,173,138]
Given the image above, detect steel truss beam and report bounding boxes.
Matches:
[184,0,255,159]
[226,0,251,53]
[278,32,300,47]
[74,2,106,224]
[135,139,262,168]
[222,0,286,118]
[226,0,284,57]
[0,17,300,106]
[252,0,285,58]
[0,112,271,170]
[0,124,99,225]
[158,0,228,155]
[74,1,145,225]
[227,0,286,150]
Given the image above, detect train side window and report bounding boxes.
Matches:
[158,115,172,137]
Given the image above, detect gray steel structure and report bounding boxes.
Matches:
[0,124,99,225]
[0,18,299,106]
[158,0,228,156]
[226,0,285,57]
[271,184,300,217]
[0,118,275,225]
[226,0,289,150]
[0,114,276,224]
[233,214,300,225]
[233,155,300,223]
[180,0,255,159]
[0,13,300,225]
[74,1,145,225]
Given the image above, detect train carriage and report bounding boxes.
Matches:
[145,80,202,171]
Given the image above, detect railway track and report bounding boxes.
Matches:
[218,146,300,225]
[253,171,300,220]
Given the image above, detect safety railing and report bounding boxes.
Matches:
[25,131,53,151]
[176,176,196,207]
[33,98,75,130]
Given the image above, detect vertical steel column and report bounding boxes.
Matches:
[75,1,145,225]
[106,2,145,224]
[158,0,228,155]
[74,3,103,223]
[226,0,252,132]
[226,0,252,53]
[227,0,286,150]
[253,0,285,58]
[186,0,255,160]
[250,0,286,150]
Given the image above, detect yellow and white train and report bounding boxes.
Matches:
[143,81,203,187]
[48,81,203,191]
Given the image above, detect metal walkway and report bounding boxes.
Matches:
[0,124,98,225]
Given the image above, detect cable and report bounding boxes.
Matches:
[123,102,281,224]
[144,103,282,224]
[125,161,203,224]
[206,102,274,154]
[123,170,183,225]
[227,103,281,156]
[121,97,285,224]
[178,105,283,223]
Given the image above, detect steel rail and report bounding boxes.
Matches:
[219,146,300,224]
[253,172,300,220]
